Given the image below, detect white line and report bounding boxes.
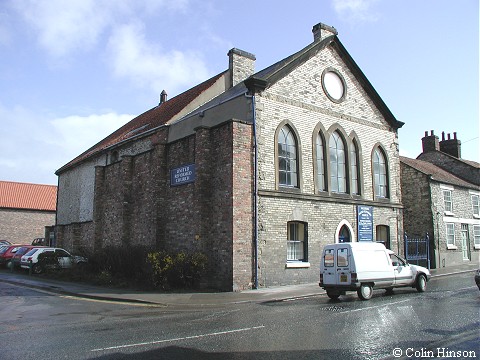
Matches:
[341,299,411,313]
[91,325,265,352]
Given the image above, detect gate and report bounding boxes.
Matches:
[404,232,430,269]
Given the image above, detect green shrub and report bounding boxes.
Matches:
[147,251,208,289]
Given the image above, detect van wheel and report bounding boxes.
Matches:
[357,284,373,300]
[416,274,427,292]
[327,291,340,300]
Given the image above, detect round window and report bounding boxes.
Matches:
[322,69,346,102]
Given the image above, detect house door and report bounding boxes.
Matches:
[461,224,470,261]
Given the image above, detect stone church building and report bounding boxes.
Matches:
[55,23,405,291]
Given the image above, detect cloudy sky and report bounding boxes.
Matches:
[1,0,478,185]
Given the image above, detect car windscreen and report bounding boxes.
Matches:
[24,248,40,256]
[16,247,31,256]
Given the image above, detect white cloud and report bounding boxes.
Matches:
[331,0,381,23]
[12,0,115,58]
[0,102,132,184]
[107,23,210,94]
[10,0,191,58]
[49,113,133,156]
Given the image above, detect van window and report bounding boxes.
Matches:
[324,249,334,267]
[337,248,348,267]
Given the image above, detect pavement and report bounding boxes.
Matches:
[0,263,477,308]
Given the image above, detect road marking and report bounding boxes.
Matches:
[340,299,411,313]
[90,325,265,352]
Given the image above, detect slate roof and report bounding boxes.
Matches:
[400,156,479,190]
[0,181,57,211]
[56,71,226,173]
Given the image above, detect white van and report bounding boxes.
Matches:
[319,242,430,300]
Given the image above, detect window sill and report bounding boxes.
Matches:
[473,214,480,219]
[444,211,455,217]
[286,262,311,268]
[474,245,480,250]
[446,245,457,250]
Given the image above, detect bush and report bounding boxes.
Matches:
[147,251,208,290]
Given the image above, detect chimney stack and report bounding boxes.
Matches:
[440,132,462,158]
[421,130,440,153]
[159,90,167,105]
[312,22,338,42]
[227,48,256,88]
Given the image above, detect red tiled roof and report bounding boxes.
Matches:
[57,71,226,173]
[0,181,57,211]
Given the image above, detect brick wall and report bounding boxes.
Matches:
[0,208,55,244]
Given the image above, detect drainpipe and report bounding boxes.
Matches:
[246,92,259,289]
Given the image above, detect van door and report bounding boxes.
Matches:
[336,247,351,285]
[390,254,413,286]
[322,248,336,285]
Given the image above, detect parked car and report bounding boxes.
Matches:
[475,269,480,291]
[11,245,45,269]
[0,244,28,268]
[0,240,11,246]
[20,247,87,274]
[319,242,430,300]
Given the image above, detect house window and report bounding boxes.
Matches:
[446,223,455,248]
[315,132,327,191]
[350,140,360,195]
[278,125,298,188]
[329,131,347,193]
[443,190,453,213]
[373,147,389,198]
[376,225,390,249]
[287,222,307,262]
[474,225,480,249]
[472,194,479,217]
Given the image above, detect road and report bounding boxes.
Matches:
[0,272,478,360]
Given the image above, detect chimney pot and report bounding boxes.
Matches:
[159,90,167,105]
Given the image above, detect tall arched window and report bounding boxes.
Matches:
[329,131,346,193]
[315,132,327,191]
[278,125,298,188]
[350,140,359,195]
[373,147,389,198]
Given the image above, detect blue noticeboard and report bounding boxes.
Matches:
[357,205,373,241]
[170,164,195,186]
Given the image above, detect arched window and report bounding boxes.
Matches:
[350,140,360,195]
[278,125,298,188]
[338,225,351,243]
[315,132,327,191]
[329,131,347,193]
[373,147,389,198]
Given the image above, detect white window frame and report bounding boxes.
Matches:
[446,223,456,249]
[286,221,310,268]
[442,189,454,216]
[474,225,480,250]
[471,193,480,218]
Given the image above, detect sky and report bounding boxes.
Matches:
[0,0,478,186]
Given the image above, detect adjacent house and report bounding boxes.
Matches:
[0,181,57,244]
[55,23,405,291]
[401,131,480,269]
